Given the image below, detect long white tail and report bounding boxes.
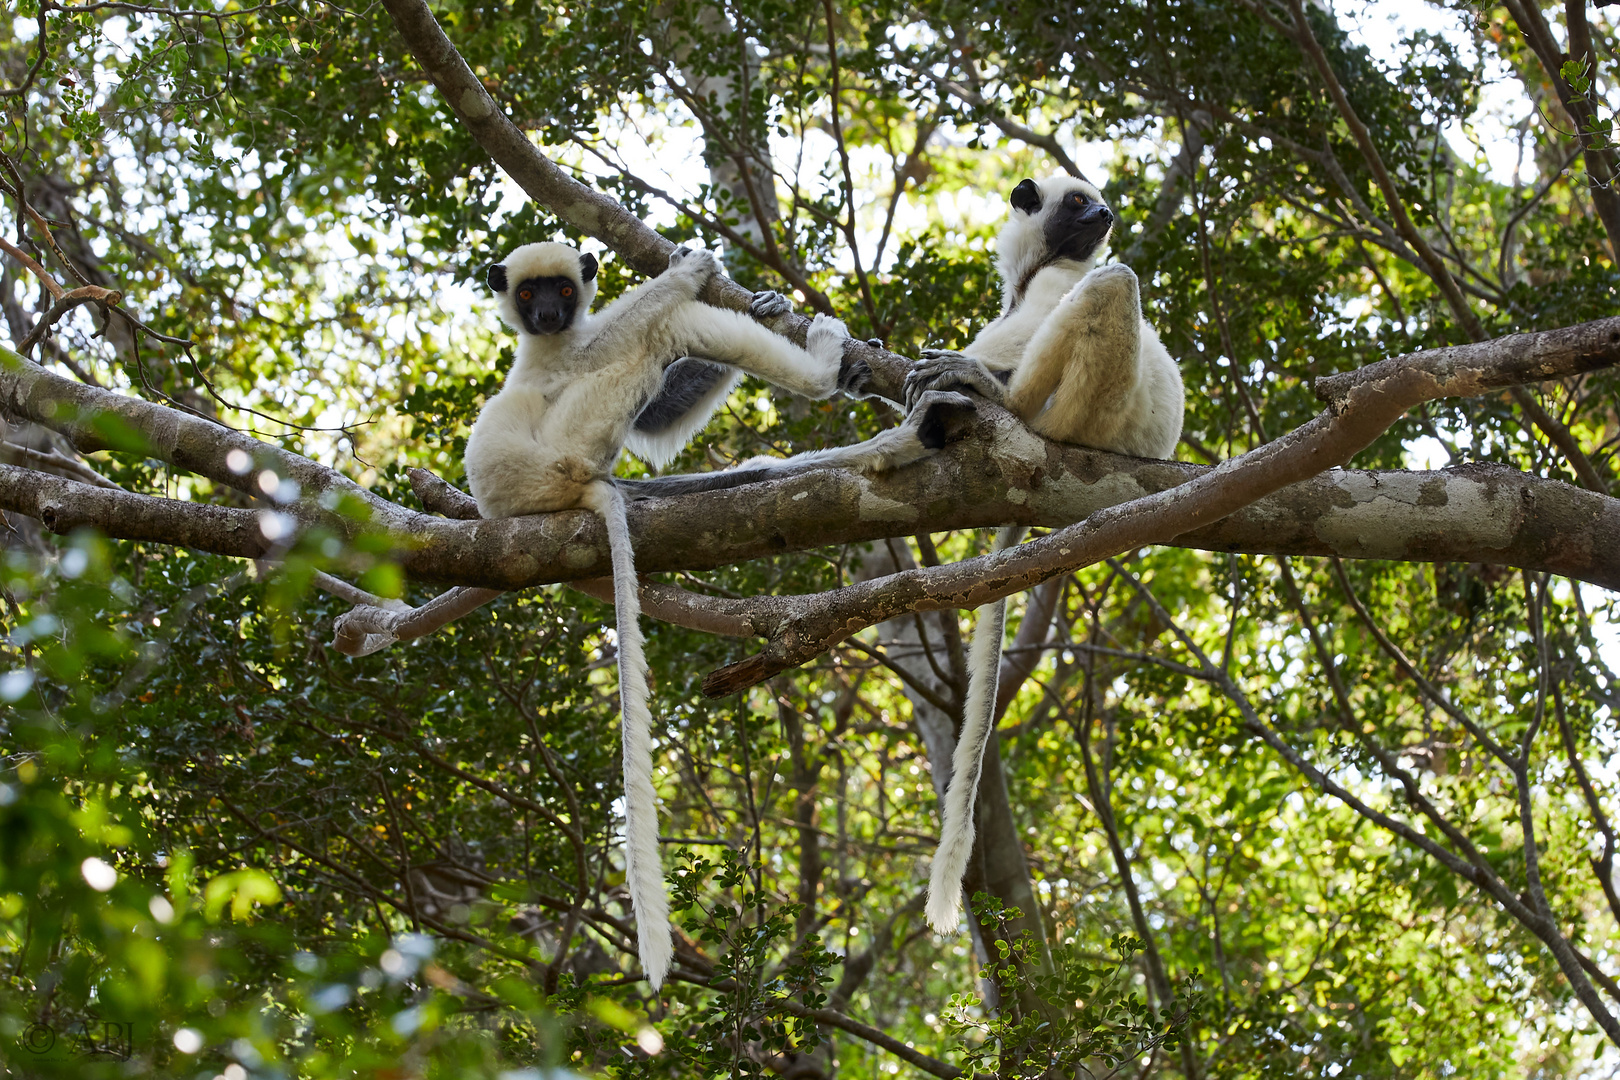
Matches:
[926,525,1027,933]
[585,481,672,989]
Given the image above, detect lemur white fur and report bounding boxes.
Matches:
[465,241,853,990]
[464,241,970,986]
[467,242,856,518]
[904,177,1185,933]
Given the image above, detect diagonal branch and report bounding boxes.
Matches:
[376,0,912,400]
[18,285,125,356]
[700,316,1620,695]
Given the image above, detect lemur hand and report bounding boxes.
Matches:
[666,245,722,289]
[905,350,1007,412]
[748,290,795,320]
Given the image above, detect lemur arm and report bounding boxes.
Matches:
[617,389,977,499]
[624,290,822,468]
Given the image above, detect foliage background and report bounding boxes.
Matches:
[1,0,1618,1077]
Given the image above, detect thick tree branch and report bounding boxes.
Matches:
[3,401,1617,597]
[0,463,276,555]
[3,324,1619,646]
[0,345,405,530]
[701,316,1620,694]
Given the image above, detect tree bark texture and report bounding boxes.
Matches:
[6,335,1619,599]
[702,316,1620,693]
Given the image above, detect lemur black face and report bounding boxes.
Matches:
[510,275,581,335]
[1043,187,1114,264]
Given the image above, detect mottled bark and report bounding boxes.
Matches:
[4,331,1619,623]
[704,315,1620,693]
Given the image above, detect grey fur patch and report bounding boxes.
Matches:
[617,466,782,499]
[633,359,735,435]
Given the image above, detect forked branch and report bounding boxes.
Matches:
[700,316,1620,696]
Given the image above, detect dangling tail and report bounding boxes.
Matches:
[584,481,672,989]
[925,525,1027,933]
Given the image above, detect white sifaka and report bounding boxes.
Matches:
[904,176,1185,933]
[465,239,974,983]
[465,240,851,988]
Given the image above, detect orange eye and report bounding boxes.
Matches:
[561,286,573,297]
[519,289,532,300]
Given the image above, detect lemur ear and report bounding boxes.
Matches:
[487,264,509,293]
[1010,179,1042,214]
[578,252,599,282]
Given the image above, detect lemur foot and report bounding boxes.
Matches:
[905,389,978,451]
[748,290,794,319]
[905,350,1008,412]
[666,245,722,287]
[805,312,852,371]
[837,353,874,398]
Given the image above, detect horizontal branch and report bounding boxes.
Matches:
[6,399,1613,600]
[2,324,1617,659]
[0,464,277,556]
[0,345,407,533]
[702,316,1620,694]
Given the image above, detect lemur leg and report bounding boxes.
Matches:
[1007,264,1142,446]
[663,301,848,399]
[464,359,655,518]
[615,389,977,499]
[903,350,1011,411]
